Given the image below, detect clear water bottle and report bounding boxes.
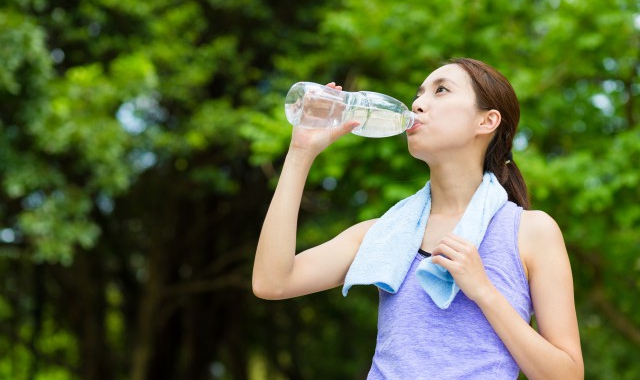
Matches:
[284,82,415,138]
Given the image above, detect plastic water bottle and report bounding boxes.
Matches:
[284,82,415,138]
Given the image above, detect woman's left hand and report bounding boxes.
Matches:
[431,233,495,303]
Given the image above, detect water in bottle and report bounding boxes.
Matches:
[284,82,415,138]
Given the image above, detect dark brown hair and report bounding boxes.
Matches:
[449,58,530,209]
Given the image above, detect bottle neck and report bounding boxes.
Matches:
[403,110,416,131]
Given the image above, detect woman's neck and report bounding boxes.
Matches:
[428,166,484,215]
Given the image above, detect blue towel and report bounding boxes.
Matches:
[342,172,508,309]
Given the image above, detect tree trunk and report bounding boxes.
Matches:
[130,250,166,380]
[53,251,110,380]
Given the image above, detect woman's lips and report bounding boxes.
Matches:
[407,121,423,135]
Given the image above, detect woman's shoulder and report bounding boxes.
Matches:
[518,209,567,273]
[519,209,562,238]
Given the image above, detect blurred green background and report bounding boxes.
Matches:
[1,0,639,379]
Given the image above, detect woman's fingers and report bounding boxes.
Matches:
[323,82,357,140]
[325,82,343,91]
[431,234,480,270]
[289,82,355,153]
[431,233,493,302]
[441,233,468,251]
[432,238,463,261]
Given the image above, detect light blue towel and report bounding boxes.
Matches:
[342,172,508,309]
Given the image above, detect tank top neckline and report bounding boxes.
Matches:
[418,248,431,258]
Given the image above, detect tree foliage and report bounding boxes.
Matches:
[0,0,639,379]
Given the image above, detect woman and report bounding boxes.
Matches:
[253,58,583,379]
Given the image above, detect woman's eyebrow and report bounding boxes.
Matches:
[416,77,458,94]
[431,77,457,87]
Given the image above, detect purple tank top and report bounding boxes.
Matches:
[367,201,533,380]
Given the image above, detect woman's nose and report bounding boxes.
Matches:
[412,99,425,113]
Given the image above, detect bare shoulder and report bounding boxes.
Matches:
[519,209,568,275]
[520,209,563,239]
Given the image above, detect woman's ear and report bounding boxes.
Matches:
[477,109,501,135]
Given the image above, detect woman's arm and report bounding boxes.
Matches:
[431,210,583,379]
[506,210,584,379]
[252,147,374,300]
[252,85,371,300]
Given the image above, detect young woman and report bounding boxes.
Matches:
[253,58,583,379]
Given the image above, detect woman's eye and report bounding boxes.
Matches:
[435,85,447,94]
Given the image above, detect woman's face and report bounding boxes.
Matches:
[407,64,483,161]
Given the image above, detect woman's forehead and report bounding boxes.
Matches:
[421,64,470,88]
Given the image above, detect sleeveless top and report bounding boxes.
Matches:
[367,201,533,380]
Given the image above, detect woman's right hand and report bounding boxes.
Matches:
[288,82,361,158]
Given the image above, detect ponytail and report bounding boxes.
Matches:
[504,161,530,210]
[484,134,531,210]
[484,141,530,209]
